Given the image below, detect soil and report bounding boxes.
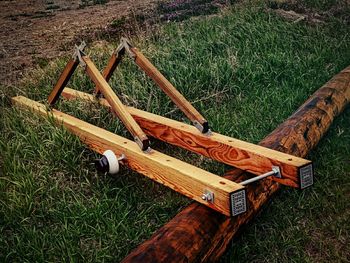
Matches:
[0,0,158,86]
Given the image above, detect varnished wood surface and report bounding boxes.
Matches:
[121,65,350,262]
[83,56,149,150]
[12,96,245,217]
[62,87,312,188]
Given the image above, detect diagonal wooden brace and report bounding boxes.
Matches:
[47,42,87,105]
[76,50,150,151]
[48,43,149,151]
[94,42,126,97]
[95,38,210,134]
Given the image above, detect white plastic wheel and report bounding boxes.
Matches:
[103,150,120,174]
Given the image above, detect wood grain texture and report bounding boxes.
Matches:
[61,87,312,188]
[122,65,350,262]
[130,47,208,131]
[12,96,245,217]
[83,55,149,151]
[47,59,78,105]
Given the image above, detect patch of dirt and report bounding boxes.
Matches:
[268,0,350,24]
[0,0,159,86]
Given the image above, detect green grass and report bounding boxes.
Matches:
[1,2,350,262]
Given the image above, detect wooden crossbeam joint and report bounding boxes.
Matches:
[47,43,86,106]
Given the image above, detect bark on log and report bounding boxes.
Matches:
[122,65,350,262]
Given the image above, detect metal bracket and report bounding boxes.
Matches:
[72,41,87,68]
[201,190,214,202]
[119,37,136,60]
[240,166,281,186]
[193,121,211,135]
[134,136,151,153]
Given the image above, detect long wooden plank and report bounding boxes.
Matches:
[122,65,350,262]
[62,87,313,188]
[47,59,78,105]
[12,96,246,217]
[82,55,150,151]
[130,47,209,133]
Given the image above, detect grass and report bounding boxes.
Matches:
[1,1,350,262]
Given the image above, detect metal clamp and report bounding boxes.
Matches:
[72,41,87,68]
[240,166,281,186]
[134,136,151,153]
[201,190,214,202]
[118,37,136,60]
[193,121,211,135]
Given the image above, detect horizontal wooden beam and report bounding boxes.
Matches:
[61,88,313,189]
[12,96,246,217]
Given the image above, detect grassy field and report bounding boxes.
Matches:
[1,1,350,262]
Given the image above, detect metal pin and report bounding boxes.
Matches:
[240,166,281,186]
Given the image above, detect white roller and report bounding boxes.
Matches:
[103,150,120,174]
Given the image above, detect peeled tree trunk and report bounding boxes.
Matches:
[122,66,350,262]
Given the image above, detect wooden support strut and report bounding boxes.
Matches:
[47,58,79,105]
[95,38,209,133]
[47,42,86,106]
[47,43,150,151]
[61,87,313,189]
[94,45,125,96]
[121,65,350,262]
[11,96,247,217]
[81,54,150,151]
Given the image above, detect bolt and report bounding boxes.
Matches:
[201,192,213,202]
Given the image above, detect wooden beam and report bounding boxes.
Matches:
[122,65,350,262]
[47,59,78,105]
[61,87,313,189]
[95,48,125,96]
[12,96,246,217]
[130,47,209,133]
[82,55,150,151]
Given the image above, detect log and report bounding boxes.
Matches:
[122,65,350,262]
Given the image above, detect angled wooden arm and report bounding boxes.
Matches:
[81,54,150,151]
[129,46,209,133]
[47,58,79,105]
[94,38,209,133]
[94,47,126,96]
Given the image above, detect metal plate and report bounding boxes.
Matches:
[299,164,314,189]
[230,190,247,216]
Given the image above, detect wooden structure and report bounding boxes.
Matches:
[12,40,313,220]
[122,65,350,262]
